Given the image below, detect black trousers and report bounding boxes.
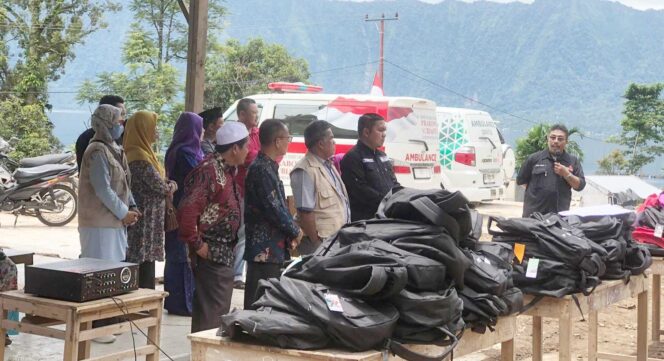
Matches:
[244,261,282,310]
[138,261,156,289]
[191,258,234,333]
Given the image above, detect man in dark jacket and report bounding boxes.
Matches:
[517,124,586,217]
[340,113,400,221]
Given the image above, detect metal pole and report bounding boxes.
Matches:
[365,13,398,91]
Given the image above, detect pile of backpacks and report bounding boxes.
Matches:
[220,187,521,360]
[489,210,651,303]
[219,186,652,358]
[632,192,664,255]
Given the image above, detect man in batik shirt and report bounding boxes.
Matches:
[178,122,249,332]
[244,119,303,310]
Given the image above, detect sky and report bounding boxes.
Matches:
[413,0,664,11]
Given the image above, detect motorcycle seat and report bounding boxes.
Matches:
[14,164,74,184]
[19,152,73,168]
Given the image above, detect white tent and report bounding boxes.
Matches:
[577,175,661,206]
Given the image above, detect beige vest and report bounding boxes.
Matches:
[78,141,131,228]
[291,152,350,238]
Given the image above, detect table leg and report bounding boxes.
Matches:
[532,315,543,361]
[0,307,7,360]
[501,338,515,361]
[559,313,573,361]
[653,275,661,342]
[191,342,206,361]
[588,310,598,361]
[637,290,648,361]
[145,305,163,361]
[63,311,81,361]
[77,321,91,360]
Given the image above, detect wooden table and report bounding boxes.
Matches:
[2,248,34,266]
[650,258,664,342]
[189,314,516,361]
[521,276,649,361]
[0,288,167,361]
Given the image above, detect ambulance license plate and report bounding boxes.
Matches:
[413,167,432,179]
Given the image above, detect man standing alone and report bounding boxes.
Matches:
[517,124,585,217]
[290,121,350,254]
[341,113,399,221]
[244,119,303,309]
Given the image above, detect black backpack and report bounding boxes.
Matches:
[320,219,471,288]
[390,287,465,345]
[220,307,329,350]
[377,187,472,244]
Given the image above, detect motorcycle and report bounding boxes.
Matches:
[0,137,78,227]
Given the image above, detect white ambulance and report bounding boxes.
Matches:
[223,83,441,195]
[436,107,506,202]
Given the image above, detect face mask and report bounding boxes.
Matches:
[111,124,124,140]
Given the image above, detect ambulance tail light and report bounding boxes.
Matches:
[455,146,476,166]
[392,159,412,174]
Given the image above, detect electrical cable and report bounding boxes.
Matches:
[110,296,175,361]
[384,59,614,144]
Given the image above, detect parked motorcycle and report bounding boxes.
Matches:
[0,137,78,227]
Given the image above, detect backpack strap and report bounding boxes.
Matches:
[386,326,459,361]
[410,197,460,242]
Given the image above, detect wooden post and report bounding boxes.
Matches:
[184,0,209,113]
[532,316,543,361]
[653,274,661,342]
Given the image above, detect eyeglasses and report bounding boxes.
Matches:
[548,136,566,142]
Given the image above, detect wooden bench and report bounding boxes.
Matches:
[2,248,34,266]
[188,314,516,361]
[521,276,649,361]
[0,288,167,361]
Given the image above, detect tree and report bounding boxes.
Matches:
[0,96,60,159]
[0,1,117,156]
[0,0,119,104]
[515,123,584,169]
[597,149,629,175]
[77,0,225,151]
[204,38,311,110]
[609,83,664,174]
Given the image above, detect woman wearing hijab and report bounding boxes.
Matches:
[79,104,140,262]
[78,104,140,344]
[163,112,204,316]
[124,111,177,289]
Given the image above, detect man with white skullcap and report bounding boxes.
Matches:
[177,121,249,333]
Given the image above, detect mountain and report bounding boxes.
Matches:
[48,0,664,172]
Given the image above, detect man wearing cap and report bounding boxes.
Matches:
[199,107,224,155]
[177,122,249,333]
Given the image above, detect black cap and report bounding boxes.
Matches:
[199,107,223,128]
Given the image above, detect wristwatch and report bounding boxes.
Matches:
[564,173,573,180]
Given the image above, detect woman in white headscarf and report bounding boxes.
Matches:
[78,104,141,263]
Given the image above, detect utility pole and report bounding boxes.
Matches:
[365,13,399,88]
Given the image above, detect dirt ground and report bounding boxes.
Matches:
[0,201,662,360]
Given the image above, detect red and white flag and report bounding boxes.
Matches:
[369,71,384,96]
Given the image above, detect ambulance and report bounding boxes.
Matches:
[223,82,441,195]
[436,107,506,202]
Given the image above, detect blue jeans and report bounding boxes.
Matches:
[233,225,246,282]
